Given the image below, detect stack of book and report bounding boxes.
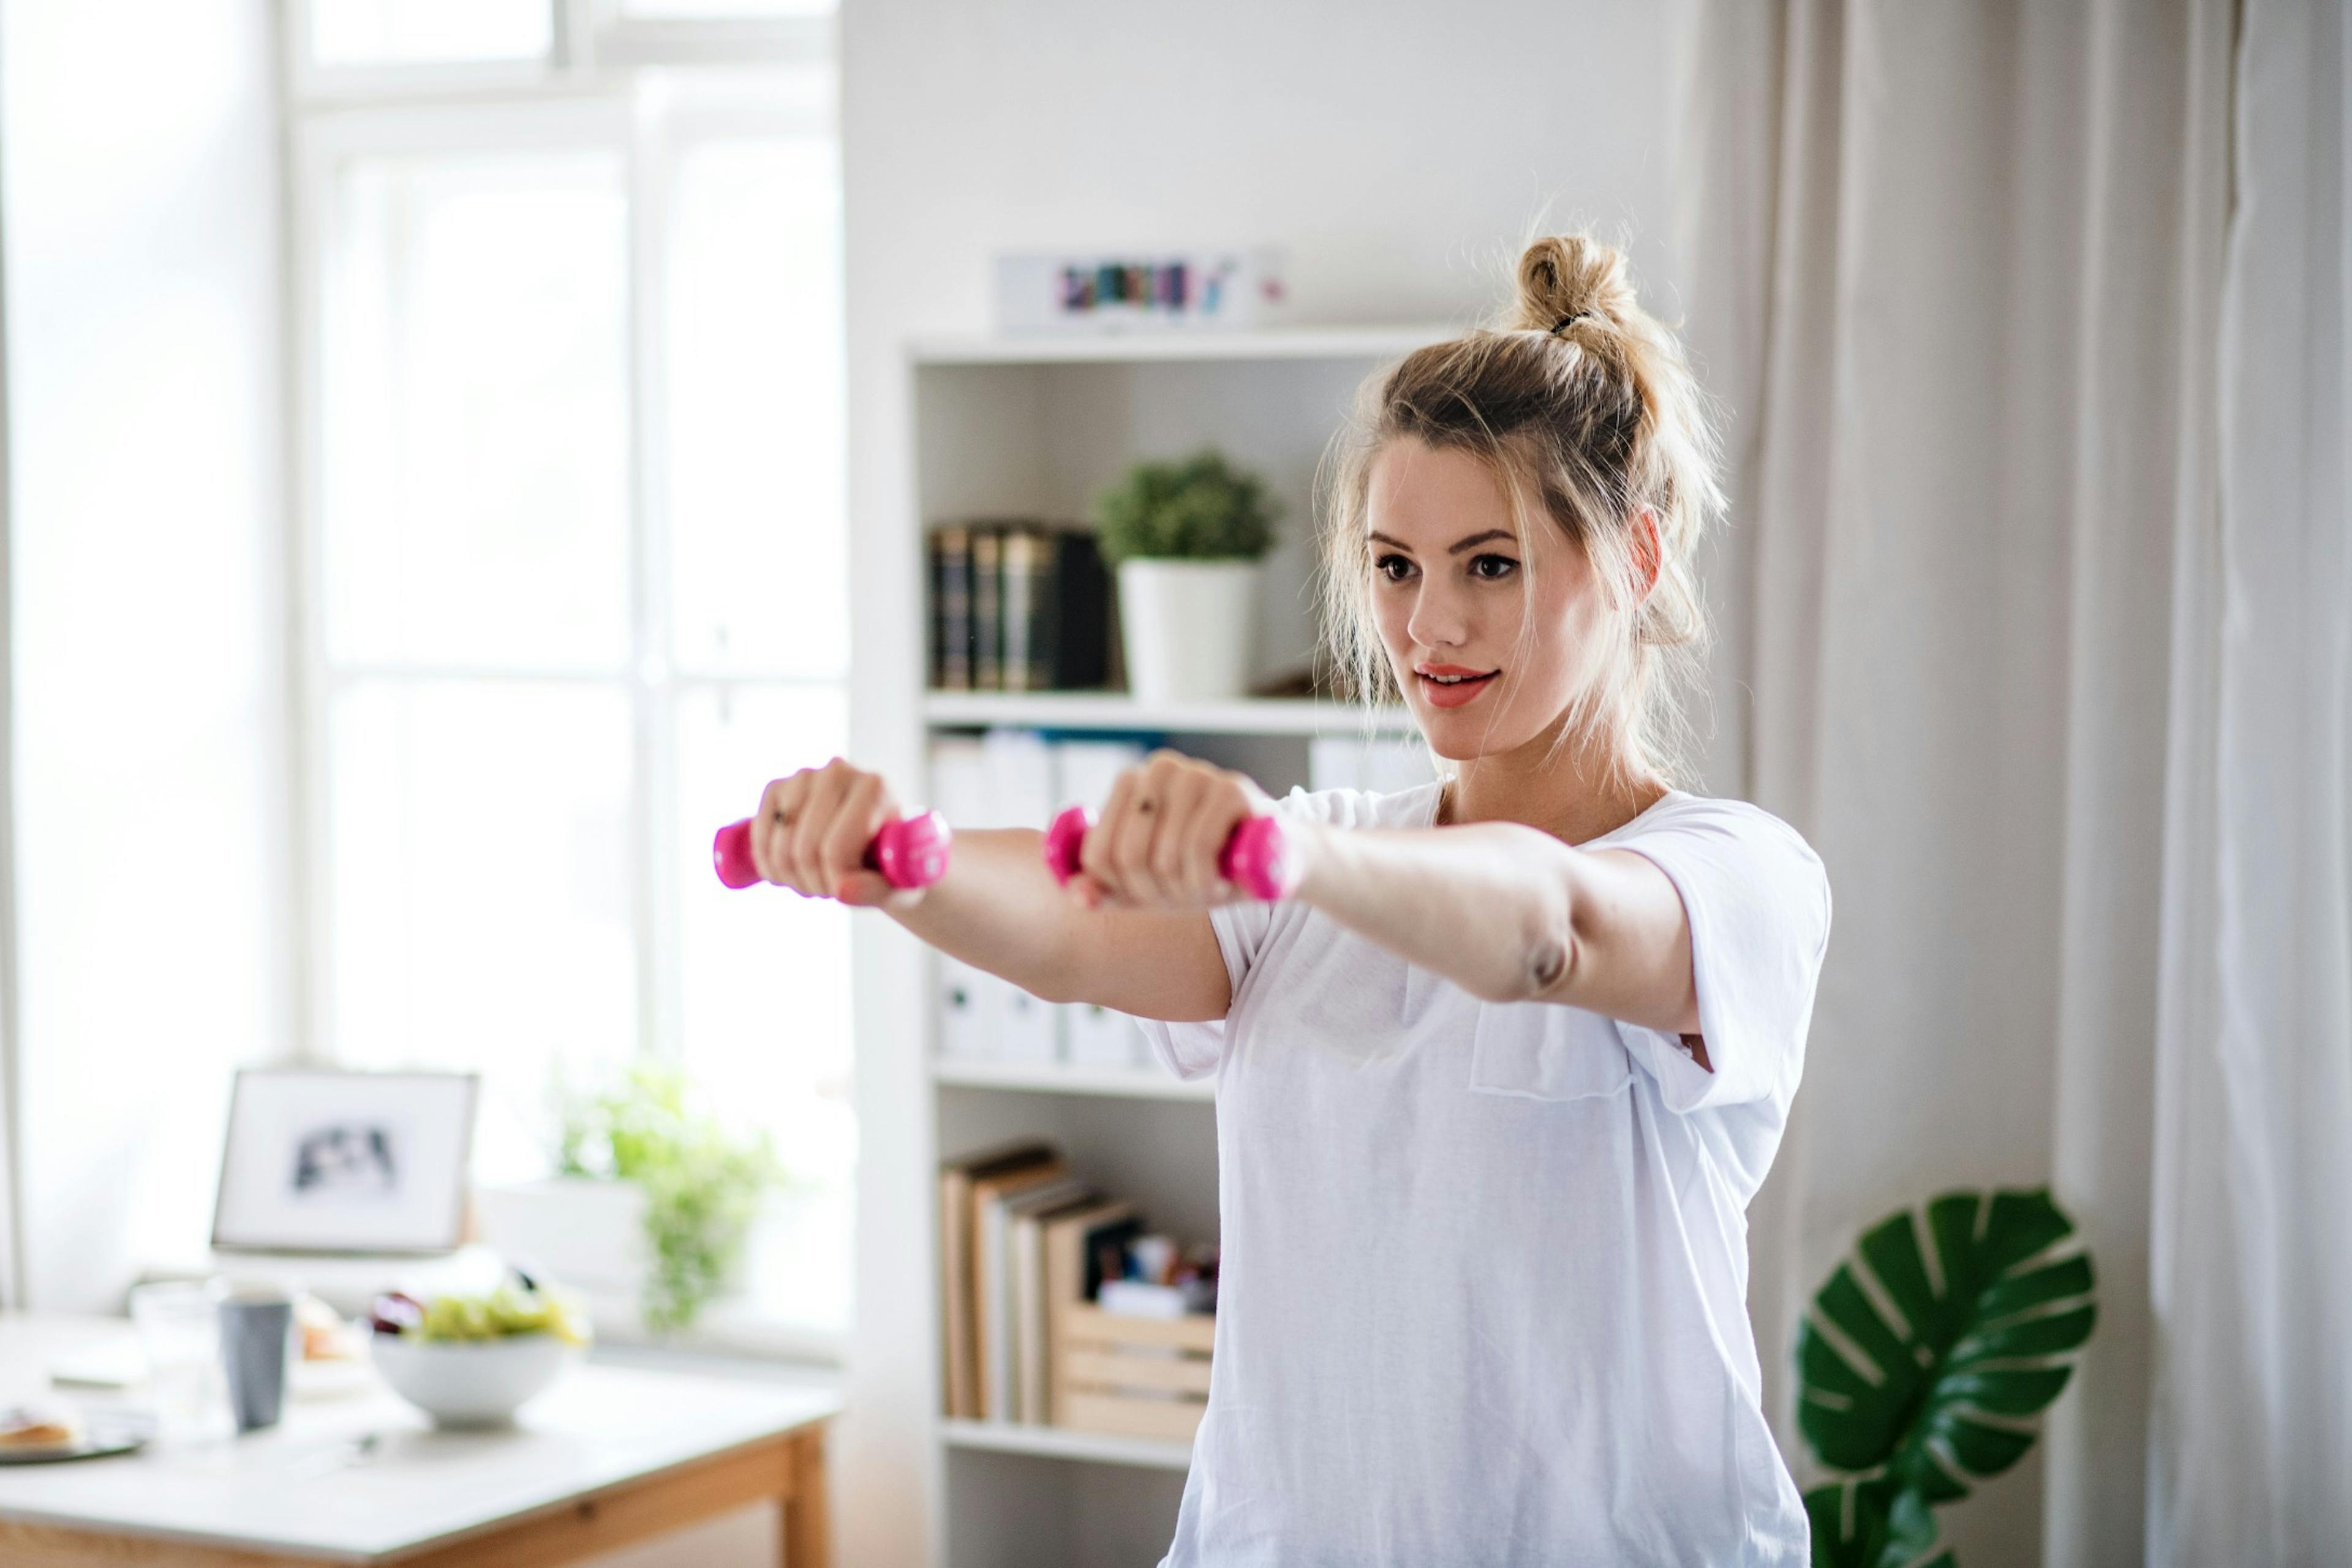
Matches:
[930,521,1113,693]
[938,1139,1147,1426]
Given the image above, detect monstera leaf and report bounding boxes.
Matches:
[1804,1476,1953,1568]
[1797,1186,2096,1561]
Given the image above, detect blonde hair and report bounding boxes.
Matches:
[1314,233,1724,796]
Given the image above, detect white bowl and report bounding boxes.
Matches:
[368,1333,580,1428]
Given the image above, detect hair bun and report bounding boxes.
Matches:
[1511,234,1637,334]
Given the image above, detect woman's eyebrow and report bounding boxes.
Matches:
[1365,529,1518,555]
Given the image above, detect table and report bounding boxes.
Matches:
[0,1314,842,1567]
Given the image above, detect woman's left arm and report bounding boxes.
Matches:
[1293,820,1708,1054]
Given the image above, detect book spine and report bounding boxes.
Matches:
[1000,526,1039,694]
[972,526,1003,692]
[1051,529,1112,689]
[1020,525,1057,692]
[932,526,973,692]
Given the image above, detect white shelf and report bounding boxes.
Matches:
[932,1055,1216,1102]
[940,1417,1196,1472]
[907,323,1457,366]
[922,690,1415,737]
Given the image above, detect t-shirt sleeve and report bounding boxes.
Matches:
[1605,797,1831,1114]
[1129,785,1353,1082]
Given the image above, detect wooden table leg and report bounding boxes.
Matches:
[778,1425,830,1568]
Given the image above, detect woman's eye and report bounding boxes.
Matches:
[1471,554,1519,580]
[1373,554,1414,583]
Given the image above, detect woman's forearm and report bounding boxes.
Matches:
[883,826,1078,997]
[1293,820,1577,1005]
[880,824,1231,1020]
[1292,818,1700,1033]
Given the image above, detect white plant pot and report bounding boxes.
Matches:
[474,1177,649,1297]
[1116,558,1261,704]
[476,1177,786,1333]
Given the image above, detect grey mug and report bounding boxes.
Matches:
[217,1296,293,1433]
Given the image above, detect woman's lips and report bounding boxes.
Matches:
[1415,669,1499,709]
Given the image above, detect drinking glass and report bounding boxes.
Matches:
[128,1280,235,1444]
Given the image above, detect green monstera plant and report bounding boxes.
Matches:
[1797,1188,2097,1568]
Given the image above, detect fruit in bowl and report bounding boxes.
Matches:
[366,1279,590,1428]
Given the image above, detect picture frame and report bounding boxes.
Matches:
[210,1069,478,1254]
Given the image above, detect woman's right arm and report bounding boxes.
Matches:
[747,757,1231,1022]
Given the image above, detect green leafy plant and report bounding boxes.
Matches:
[554,1060,788,1335]
[1092,447,1280,564]
[1798,1188,2097,1567]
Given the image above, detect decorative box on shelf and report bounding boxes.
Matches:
[1054,1302,1215,1444]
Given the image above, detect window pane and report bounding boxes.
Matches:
[622,0,834,18]
[309,0,551,64]
[323,149,631,673]
[675,684,853,1330]
[666,138,846,680]
[328,680,637,1183]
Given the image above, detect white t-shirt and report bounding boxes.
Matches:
[1134,780,1831,1568]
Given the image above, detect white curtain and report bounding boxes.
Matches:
[1675,0,2348,1562]
[2149,0,2352,1561]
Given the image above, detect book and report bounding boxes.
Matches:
[938,1139,1058,1419]
[1036,526,1112,690]
[1065,1001,1148,1069]
[1041,1197,1139,1425]
[929,520,1112,693]
[971,526,1004,690]
[1049,737,1147,813]
[931,525,975,690]
[970,1156,1073,1420]
[1004,1179,1100,1423]
[928,736,997,1060]
[1001,526,1047,693]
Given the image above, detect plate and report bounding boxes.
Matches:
[0,1433,145,1464]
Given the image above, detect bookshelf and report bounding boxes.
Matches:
[921,690,1415,737]
[930,1055,1216,1102]
[907,323,1449,1568]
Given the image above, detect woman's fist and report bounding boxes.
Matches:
[1070,750,1275,911]
[750,757,920,908]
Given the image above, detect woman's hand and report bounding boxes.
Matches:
[750,757,923,909]
[1069,750,1277,911]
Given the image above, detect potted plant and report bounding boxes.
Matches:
[1796,1187,2097,1567]
[477,1061,787,1336]
[1093,448,1280,703]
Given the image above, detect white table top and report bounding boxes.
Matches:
[0,1313,843,1564]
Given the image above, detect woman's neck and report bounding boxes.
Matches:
[1436,726,1667,846]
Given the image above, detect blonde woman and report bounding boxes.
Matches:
[750,233,1830,1565]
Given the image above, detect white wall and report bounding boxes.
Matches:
[1,0,290,1310]
[839,4,1683,1562]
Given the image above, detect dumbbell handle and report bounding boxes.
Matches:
[712,810,953,891]
[1041,804,1300,902]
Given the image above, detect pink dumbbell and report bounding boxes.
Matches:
[1041,804,1300,902]
[712,810,953,892]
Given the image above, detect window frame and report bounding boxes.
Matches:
[283,15,848,1361]
[282,0,834,110]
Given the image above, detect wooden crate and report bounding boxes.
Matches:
[1053,1302,1214,1442]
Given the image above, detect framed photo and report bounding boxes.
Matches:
[211,1070,478,1254]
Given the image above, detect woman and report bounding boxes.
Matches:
[749,233,1830,1566]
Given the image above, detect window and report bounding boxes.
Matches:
[288,3,851,1352]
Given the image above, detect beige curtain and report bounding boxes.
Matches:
[1673,1,2237,1562]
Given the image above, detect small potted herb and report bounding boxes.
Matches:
[477,1061,786,1336]
[1093,448,1280,703]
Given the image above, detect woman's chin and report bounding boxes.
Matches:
[1413,708,1528,762]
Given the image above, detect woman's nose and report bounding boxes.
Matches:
[1407,583,1470,649]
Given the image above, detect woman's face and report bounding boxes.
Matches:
[1364,435,1610,762]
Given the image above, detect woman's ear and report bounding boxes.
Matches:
[1631,507,1662,600]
